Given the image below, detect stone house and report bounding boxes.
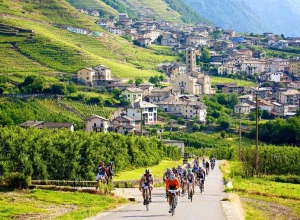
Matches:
[108,27,123,36]
[77,64,112,87]
[279,89,300,105]
[112,116,137,134]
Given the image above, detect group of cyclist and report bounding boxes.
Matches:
[138,156,216,213]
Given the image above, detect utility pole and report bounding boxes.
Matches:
[140,107,143,136]
[238,107,242,161]
[255,92,259,175]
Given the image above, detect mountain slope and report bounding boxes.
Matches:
[0,0,176,78]
[68,0,212,24]
[246,0,300,37]
[184,0,271,33]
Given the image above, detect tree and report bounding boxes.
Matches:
[135,77,143,86]
[111,88,121,99]
[19,76,44,94]
[0,86,4,95]
[281,33,285,40]
[50,83,66,95]
[66,82,78,94]
[220,131,226,139]
[199,47,210,63]
[236,44,246,50]
[219,117,230,129]
[192,123,200,132]
[120,98,131,106]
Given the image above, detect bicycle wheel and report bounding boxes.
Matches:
[145,190,149,211]
[190,189,193,202]
[172,195,176,216]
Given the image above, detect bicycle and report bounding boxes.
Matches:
[144,185,150,211]
[199,178,204,193]
[168,189,179,216]
[188,182,193,202]
[211,162,215,170]
[206,167,209,176]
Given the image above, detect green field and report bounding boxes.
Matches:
[114,160,183,181]
[211,76,256,87]
[221,161,300,220]
[0,189,127,220]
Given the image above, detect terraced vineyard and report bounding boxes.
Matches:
[62,100,116,119]
[0,98,83,126]
[0,43,53,74]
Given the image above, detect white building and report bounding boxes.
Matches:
[126,101,158,124]
[234,103,251,115]
[84,115,109,132]
[108,27,123,36]
[120,88,143,104]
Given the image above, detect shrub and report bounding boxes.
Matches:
[3,172,31,188]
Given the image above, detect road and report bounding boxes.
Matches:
[97,161,227,220]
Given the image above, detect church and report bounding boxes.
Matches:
[172,47,215,95]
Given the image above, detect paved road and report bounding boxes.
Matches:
[98,161,227,220]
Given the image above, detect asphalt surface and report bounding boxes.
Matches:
[98,161,227,220]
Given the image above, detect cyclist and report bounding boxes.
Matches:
[172,167,178,177]
[177,165,183,177]
[192,163,199,173]
[197,167,206,191]
[187,169,195,199]
[106,161,114,183]
[180,168,187,194]
[139,169,154,205]
[165,172,180,213]
[163,167,172,198]
[205,161,210,175]
[210,157,216,170]
[194,157,199,167]
[96,162,107,189]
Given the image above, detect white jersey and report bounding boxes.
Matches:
[187,173,195,183]
[177,168,183,176]
[141,174,154,184]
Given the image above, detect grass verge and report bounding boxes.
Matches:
[0,189,127,220]
[220,161,300,220]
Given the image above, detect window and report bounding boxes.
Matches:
[94,123,96,127]
[86,77,89,80]
[128,94,130,97]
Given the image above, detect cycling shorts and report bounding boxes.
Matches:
[169,185,177,190]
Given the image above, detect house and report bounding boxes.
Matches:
[240,60,266,75]
[289,57,300,76]
[90,10,99,17]
[148,86,177,104]
[84,115,109,132]
[66,27,89,35]
[108,27,123,36]
[222,85,244,94]
[257,100,274,112]
[118,13,132,26]
[77,9,89,14]
[239,95,253,103]
[186,35,210,47]
[112,116,137,134]
[289,81,300,90]
[95,20,114,29]
[272,103,299,118]
[157,96,207,122]
[223,30,236,38]
[138,82,154,97]
[136,37,152,47]
[234,103,251,115]
[126,101,158,124]
[120,88,143,104]
[77,64,112,87]
[20,121,74,131]
[279,89,300,105]
[217,63,238,75]
[230,36,245,44]
[161,36,178,46]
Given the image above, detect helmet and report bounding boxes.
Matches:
[187,169,191,173]
[166,167,171,172]
[169,173,175,180]
[145,169,150,173]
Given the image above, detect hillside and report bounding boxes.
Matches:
[184,0,300,36]
[184,0,271,34]
[67,0,211,25]
[0,0,176,79]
